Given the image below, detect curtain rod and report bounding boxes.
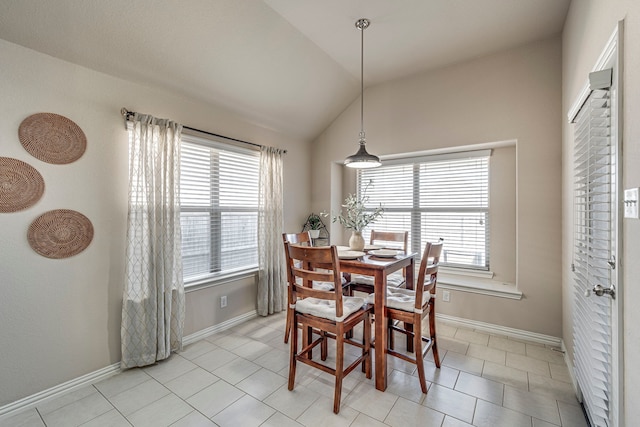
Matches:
[120,108,286,153]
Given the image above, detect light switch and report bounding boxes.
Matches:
[624,188,639,219]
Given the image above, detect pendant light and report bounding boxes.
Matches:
[344,18,381,169]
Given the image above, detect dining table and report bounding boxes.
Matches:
[338,249,417,392]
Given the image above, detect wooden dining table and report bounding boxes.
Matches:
[339,251,417,391]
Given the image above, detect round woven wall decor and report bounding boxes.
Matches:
[0,157,45,212]
[19,113,86,164]
[28,209,93,259]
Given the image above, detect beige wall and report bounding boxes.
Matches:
[562,1,640,423]
[0,39,311,406]
[312,37,563,336]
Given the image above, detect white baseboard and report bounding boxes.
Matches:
[561,339,581,400]
[182,310,258,346]
[436,313,562,347]
[0,362,121,419]
[0,310,258,420]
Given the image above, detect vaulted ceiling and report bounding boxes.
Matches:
[0,0,571,140]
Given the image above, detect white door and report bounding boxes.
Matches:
[569,22,623,427]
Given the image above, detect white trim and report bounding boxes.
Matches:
[185,269,258,292]
[438,272,522,300]
[567,21,624,427]
[182,310,258,346]
[562,339,581,401]
[436,314,561,346]
[611,20,624,427]
[439,266,494,279]
[381,139,516,162]
[0,363,121,419]
[382,149,492,166]
[567,25,619,123]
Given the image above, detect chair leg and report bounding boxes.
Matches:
[288,313,298,391]
[389,321,395,350]
[364,312,372,379]
[405,322,414,353]
[284,307,292,343]
[333,326,344,414]
[413,321,428,394]
[429,310,441,367]
[321,331,328,361]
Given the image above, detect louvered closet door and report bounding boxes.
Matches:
[572,88,615,427]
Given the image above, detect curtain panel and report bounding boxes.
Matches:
[257,146,285,316]
[121,113,185,369]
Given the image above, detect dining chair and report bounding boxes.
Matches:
[284,242,372,413]
[283,232,313,344]
[347,230,409,295]
[282,232,342,343]
[367,239,443,393]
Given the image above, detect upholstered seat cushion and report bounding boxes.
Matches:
[294,277,344,291]
[312,281,334,291]
[351,271,405,288]
[295,296,366,322]
[365,287,431,313]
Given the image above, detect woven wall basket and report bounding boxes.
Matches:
[0,157,45,213]
[19,113,87,164]
[28,209,93,259]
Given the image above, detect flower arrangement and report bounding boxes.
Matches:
[323,182,384,232]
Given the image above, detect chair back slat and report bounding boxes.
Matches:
[370,230,408,252]
[283,232,312,246]
[292,266,334,284]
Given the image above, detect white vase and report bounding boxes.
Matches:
[309,229,320,239]
[349,231,365,251]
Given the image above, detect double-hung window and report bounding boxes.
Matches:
[358,150,490,270]
[180,133,260,284]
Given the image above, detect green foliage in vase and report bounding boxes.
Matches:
[307,213,323,230]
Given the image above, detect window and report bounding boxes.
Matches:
[572,87,614,427]
[358,150,490,270]
[180,133,260,283]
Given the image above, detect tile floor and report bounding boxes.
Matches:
[0,313,589,427]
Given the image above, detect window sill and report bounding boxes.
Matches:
[185,268,258,293]
[437,271,522,300]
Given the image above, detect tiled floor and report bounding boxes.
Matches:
[0,313,589,426]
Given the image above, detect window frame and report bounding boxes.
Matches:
[180,131,260,287]
[357,149,491,272]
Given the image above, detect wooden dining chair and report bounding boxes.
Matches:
[284,242,371,413]
[347,230,409,295]
[282,232,313,344]
[368,239,443,393]
[282,232,341,343]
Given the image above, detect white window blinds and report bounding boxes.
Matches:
[358,151,490,269]
[572,88,613,427]
[180,134,260,283]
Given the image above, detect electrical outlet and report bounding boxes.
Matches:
[220,295,228,308]
[442,290,450,302]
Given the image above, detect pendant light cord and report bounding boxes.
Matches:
[360,21,364,139]
[355,18,369,141]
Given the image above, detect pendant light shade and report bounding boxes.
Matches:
[344,18,381,169]
[344,136,381,168]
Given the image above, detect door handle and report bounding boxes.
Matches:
[585,284,616,299]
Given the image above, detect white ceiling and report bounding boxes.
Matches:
[0,0,571,141]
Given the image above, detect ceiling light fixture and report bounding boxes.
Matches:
[344,18,381,169]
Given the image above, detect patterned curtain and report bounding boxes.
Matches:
[121,113,185,368]
[257,147,285,316]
